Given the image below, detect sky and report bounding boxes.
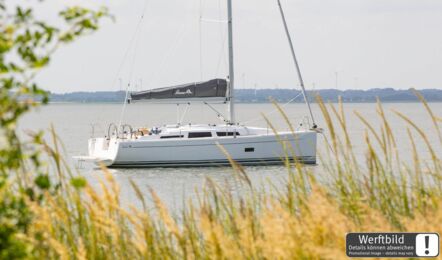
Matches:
[29,0,442,92]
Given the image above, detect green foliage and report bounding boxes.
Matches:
[0,187,31,260]
[34,174,50,190]
[70,176,87,189]
[0,0,109,258]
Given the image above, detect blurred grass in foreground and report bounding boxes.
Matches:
[3,93,442,259]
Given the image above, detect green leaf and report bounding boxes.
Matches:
[70,177,87,189]
[32,56,50,69]
[34,174,51,190]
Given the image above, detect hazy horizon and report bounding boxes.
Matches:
[48,87,442,95]
[27,0,442,92]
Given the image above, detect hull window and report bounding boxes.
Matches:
[160,135,184,139]
[245,147,255,152]
[216,132,240,137]
[188,132,212,138]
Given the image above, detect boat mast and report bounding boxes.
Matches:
[227,0,236,124]
[277,0,317,128]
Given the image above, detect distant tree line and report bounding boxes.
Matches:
[236,88,442,103]
[46,88,442,103]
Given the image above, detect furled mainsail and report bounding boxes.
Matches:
[130,79,228,101]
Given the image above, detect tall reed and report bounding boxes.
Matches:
[7,94,442,259]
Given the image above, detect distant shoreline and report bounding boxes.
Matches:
[46,88,442,103]
[45,100,442,104]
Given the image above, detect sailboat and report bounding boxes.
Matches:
[81,0,319,168]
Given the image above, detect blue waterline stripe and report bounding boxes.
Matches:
[110,157,316,168]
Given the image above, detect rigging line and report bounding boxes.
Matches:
[179,103,191,125]
[218,0,224,40]
[117,0,150,129]
[120,27,143,126]
[148,22,188,86]
[148,0,195,87]
[120,21,143,128]
[204,102,228,123]
[214,26,227,77]
[128,14,144,86]
[277,0,317,128]
[165,0,200,84]
[214,34,227,77]
[111,0,150,92]
[215,0,228,78]
[242,92,303,125]
[207,0,227,79]
[118,83,131,129]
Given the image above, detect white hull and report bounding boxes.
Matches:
[86,128,317,168]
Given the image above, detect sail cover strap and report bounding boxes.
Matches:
[130,78,228,101]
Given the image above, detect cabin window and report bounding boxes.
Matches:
[216,132,240,137]
[160,135,184,139]
[188,132,212,138]
[245,147,255,152]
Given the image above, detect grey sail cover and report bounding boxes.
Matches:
[130,79,228,101]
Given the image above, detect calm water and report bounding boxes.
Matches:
[19,102,442,211]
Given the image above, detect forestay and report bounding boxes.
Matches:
[130,78,228,102]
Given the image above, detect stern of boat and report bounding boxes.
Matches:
[84,137,119,166]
